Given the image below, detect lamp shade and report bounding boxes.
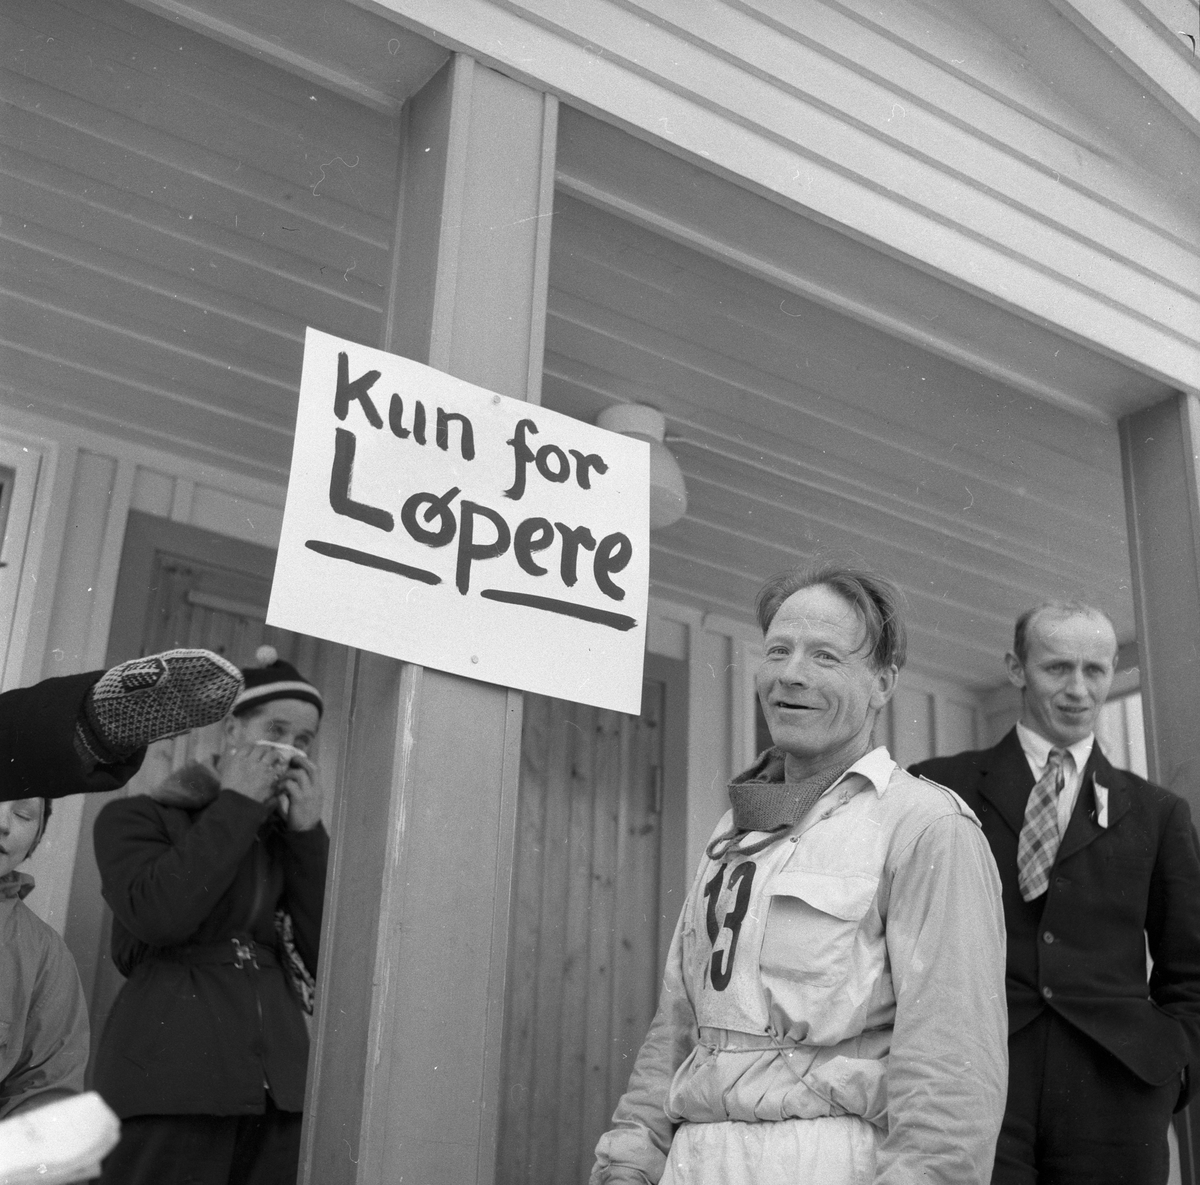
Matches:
[596,404,688,529]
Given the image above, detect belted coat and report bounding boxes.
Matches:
[91,763,328,1118]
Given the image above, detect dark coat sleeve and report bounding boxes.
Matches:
[278,826,329,971]
[0,672,144,801]
[1146,794,1200,1075]
[95,791,272,947]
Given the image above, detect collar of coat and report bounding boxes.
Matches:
[146,760,223,809]
[980,728,1129,861]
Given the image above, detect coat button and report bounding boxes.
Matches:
[1042,986,1054,1000]
[1043,931,1055,944]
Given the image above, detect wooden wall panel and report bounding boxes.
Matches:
[0,0,399,477]
[376,0,1200,395]
[498,684,664,1185]
[889,686,934,769]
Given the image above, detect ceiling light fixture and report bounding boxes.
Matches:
[596,403,688,530]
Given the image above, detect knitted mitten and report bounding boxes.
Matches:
[75,649,243,764]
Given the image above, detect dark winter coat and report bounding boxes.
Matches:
[911,729,1200,1093]
[91,763,328,1118]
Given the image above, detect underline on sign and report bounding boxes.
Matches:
[305,539,440,585]
[480,589,638,632]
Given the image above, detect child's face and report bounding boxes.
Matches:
[0,798,44,878]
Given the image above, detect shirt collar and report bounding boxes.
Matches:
[1016,721,1094,774]
[832,745,896,798]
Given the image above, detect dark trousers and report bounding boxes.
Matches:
[994,1009,1178,1185]
[96,1095,302,1185]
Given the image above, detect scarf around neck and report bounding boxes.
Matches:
[707,748,858,862]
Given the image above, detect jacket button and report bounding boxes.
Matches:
[1042,986,1054,1000]
[1043,931,1055,944]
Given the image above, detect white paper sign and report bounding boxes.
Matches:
[267,328,650,713]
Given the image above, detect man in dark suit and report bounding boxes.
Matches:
[911,601,1200,1185]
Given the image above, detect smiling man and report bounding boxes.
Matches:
[912,601,1200,1185]
[592,565,1007,1185]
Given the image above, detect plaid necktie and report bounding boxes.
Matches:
[1017,747,1068,902]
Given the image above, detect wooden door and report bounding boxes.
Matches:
[496,682,666,1185]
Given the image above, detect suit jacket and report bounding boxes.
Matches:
[911,728,1200,1091]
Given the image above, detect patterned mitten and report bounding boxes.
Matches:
[75,649,243,763]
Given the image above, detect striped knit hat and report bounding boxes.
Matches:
[231,646,323,719]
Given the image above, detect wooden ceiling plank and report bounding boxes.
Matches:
[548,195,1142,469]
[741,0,1200,233]
[1045,0,1200,139]
[547,236,1128,487]
[0,152,388,333]
[0,215,326,361]
[543,304,1126,535]
[681,469,1128,616]
[2,81,394,271]
[362,0,1200,396]
[119,0,447,115]
[655,518,1029,654]
[633,0,1199,264]
[554,136,1168,421]
[5,0,403,184]
[544,356,1127,596]
[0,344,291,462]
[0,292,299,427]
[647,548,1013,689]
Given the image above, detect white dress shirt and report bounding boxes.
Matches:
[1015,722,1107,831]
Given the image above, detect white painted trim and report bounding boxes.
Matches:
[523,91,558,407]
[84,459,137,670]
[648,594,703,628]
[125,0,405,115]
[357,0,1200,397]
[1048,0,1200,138]
[170,477,197,523]
[685,623,731,877]
[0,431,56,691]
[1,405,287,513]
[730,635,763,771]
[702,610,761,644]
[19,441,77,687]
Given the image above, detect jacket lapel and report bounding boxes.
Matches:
[977,728,1036,838]
[1057,746,1131,864]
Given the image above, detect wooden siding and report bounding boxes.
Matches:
[1,0,1159,921]
[543,192,1134,690]
[366,0,1200,397]
[498,685,665,1185]
[2,0,1167,699]
[2,0,401,475]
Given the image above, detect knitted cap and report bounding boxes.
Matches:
[231,646,324,718]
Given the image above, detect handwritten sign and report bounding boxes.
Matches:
[267,328,650,713]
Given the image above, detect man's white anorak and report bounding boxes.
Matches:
[591,746,1008,1185]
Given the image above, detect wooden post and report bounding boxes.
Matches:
[1119,391,1200,1185]
[299,55,557,1185]
[1119,392,1200,811]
